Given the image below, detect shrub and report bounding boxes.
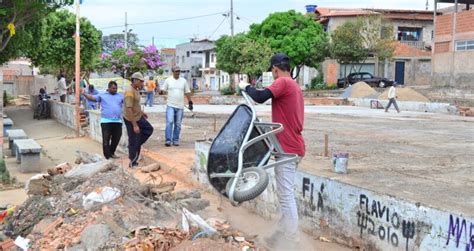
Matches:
[220,86,234,95]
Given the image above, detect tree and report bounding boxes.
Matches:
[330,21,366,77]
[102,33,139,54]
[98,45,164,78]
[215,34,247,76]
[247,10,329,77]
[0,0,73,54]
[26,10,102,78]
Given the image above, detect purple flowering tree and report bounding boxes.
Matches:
[98,45,164,78]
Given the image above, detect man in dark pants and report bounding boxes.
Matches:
[82,81,124,159]
[123,72,154,168]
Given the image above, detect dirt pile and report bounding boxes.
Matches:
[340,82,378,99]
[379,87,430,102]
[0,153,258,250]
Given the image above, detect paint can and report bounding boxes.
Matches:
[332,153,349,174]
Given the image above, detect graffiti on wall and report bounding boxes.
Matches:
[301,177,325,212]
[357,194,416,251]
[446,214,474,250]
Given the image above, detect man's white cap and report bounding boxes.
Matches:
[131,72,145,81]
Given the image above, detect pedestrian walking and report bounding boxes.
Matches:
[239,53,305,250]
[56,74,68,103]
[162,66,193,147]
[385,83,400,113]
[82,81,124,159]
[145,76,157,107]
[123,72,154,168]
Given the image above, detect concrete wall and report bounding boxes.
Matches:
[432,51,474,88]
[88,110,128,153]
[385,58,432,86]
[193,141,474,251]
[49,100,77,130]
[350,98,458,115]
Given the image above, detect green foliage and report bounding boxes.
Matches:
[330,21,366,65]
[3,91,13,106]
[102,33,139,54]
[0,159,11,184]
[247,10,329,69]
[220,86,234,95]
[26,10,102,78]
[216,10,329,82]
[0,160,6,173]
[0,0,73,55]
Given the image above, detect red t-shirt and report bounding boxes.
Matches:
[267,77,305,157]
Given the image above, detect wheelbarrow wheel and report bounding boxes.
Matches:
[226,167,269,202]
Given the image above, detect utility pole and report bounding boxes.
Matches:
[230,0,234,36]
[74,0,81,137]
[124,12,128,49]
[426,0,429,10]
[152,36,155,46]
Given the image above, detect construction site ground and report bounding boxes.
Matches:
[1,105,348,250]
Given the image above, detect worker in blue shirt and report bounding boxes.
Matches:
[83,81,124,159]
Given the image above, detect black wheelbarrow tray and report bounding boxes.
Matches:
[207,91,298,205]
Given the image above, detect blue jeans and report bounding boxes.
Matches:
[165,106,184,144]
[146,92,154,106]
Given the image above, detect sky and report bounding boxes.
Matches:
[68,0,435,49]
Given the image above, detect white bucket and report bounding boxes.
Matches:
[332,153,349,174]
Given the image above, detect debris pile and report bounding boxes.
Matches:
[0,151,260,250]
[379,87,430,102]
[340,82,378,99]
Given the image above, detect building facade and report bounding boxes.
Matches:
[160,48,176,75]
[432,0,474,88]
[314,7,434,86]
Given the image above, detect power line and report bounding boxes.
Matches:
[208,16,228,39]
[99,11,226,30]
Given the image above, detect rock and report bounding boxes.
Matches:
[47,162,72,176]
[140,163,161,173]
[75,151,104,164]
[80,224,111,249]
[178,198,210,212]
[0,232,8,241]
[65,161,115,179]
[175,190,201,200]
[234,236,245,242]
[25,174,51,196]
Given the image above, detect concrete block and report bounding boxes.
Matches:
[14,139,42,173]
[6,129,27,156]
[3,118,13,135]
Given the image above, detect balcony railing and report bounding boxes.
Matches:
[400,40,426,50]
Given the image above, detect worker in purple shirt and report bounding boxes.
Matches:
[83,81,124,159]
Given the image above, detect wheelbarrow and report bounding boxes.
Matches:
[207,91,298,205]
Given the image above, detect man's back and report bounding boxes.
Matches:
[163,77,190,109]
[267,77,305,157]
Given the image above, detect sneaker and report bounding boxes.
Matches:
[111,154,120,159]
[173,142,180,146]
[264,231,300,250]
[165,142,171,147]
[128,162,139,168]
[264,231,284,249]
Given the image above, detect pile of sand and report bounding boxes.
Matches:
[379,87,430,102]
[340,82,378,99]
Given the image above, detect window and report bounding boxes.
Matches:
[182,56,185,63]
[211,53,215,63]
[176,56,179,63]
[397,27,422,41]
[455,40,474,51]
[187,51,190,57]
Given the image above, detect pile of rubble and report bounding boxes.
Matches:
[0,152,261,250]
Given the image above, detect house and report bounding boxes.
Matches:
[175,38,214,89]
[312,7,434,86]
[0,58,36,96]
[199,47,231,91]
[160,48,176,75]
[432,0,474,88]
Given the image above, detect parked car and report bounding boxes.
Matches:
[337,72,397,88]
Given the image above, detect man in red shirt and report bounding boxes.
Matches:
[239,53,305,249]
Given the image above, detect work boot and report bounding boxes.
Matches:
[165,142,171,147]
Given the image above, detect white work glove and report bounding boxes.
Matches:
[239,81,250,91]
